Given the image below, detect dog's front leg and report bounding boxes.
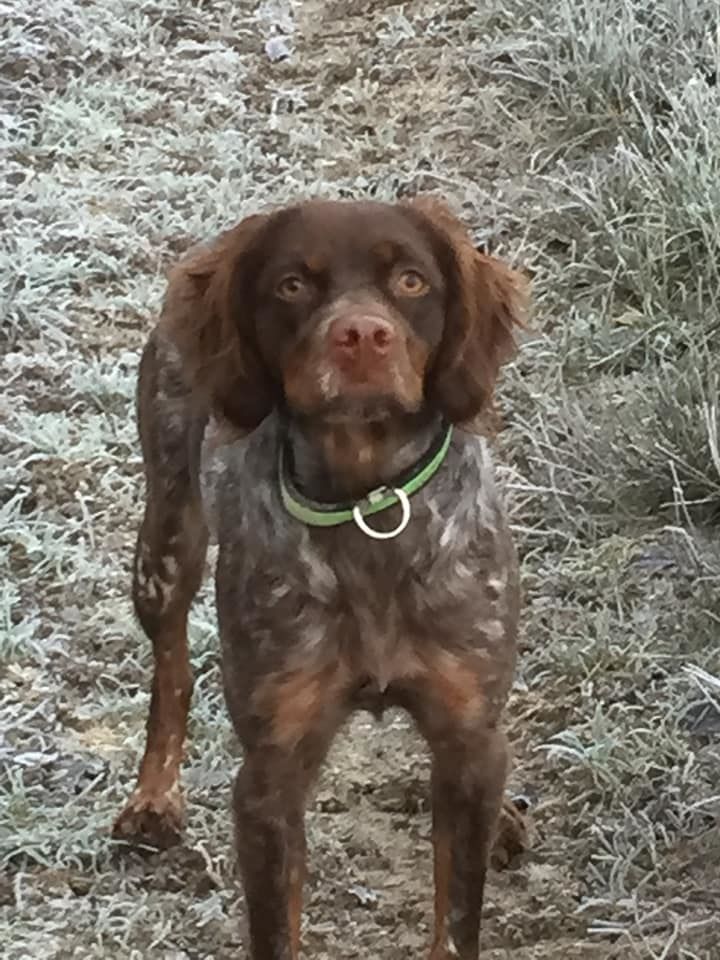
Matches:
[229,664,348,959]
[233,749,308,960]
[428,729,508,959]
[403,657,511,960]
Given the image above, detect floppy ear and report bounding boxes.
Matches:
[159,213,278,430]
[406,198,529,425]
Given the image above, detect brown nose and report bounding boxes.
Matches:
[329,315,396,359]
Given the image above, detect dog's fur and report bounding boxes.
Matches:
[113,198,529,959]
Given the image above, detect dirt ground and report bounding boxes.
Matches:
[2,1,720,958]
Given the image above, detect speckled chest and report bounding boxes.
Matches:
[201,416,519,677]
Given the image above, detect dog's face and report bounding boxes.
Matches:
[169,199,527,429]
[252,202,448,423]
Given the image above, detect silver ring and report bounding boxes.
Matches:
[352,489,411,540]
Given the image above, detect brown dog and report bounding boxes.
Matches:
[113,198,529,958]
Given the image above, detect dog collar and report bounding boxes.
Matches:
[279,423,453,540]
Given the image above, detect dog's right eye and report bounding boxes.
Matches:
[276,275,307,300]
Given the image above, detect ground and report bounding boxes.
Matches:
[2,1,720,957]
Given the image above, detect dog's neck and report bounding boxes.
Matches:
[284,411,444,503]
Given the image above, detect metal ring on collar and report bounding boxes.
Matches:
[352,488,411,540]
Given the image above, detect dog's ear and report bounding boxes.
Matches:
[405,198,528,425]
[160,213,277,430]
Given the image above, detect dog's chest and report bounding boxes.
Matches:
[205,419,517,669]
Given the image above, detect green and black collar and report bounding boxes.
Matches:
[279,423,453,540]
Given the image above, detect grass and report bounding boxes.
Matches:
[2,0,719,957]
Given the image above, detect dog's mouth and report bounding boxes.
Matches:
[283,357,424,424]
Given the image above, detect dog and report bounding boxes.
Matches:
[113,197,529,958]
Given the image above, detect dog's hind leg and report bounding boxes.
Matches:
[113,331,208,849]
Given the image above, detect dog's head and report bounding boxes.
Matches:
[166,198,528,429]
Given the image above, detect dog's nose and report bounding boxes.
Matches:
[329,315,396,358]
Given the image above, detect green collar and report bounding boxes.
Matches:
[279,423,453,538]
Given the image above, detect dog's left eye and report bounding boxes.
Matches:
[393,269,429,297]
[276,275,307,300]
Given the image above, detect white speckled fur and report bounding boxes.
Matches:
[200,413,518,718]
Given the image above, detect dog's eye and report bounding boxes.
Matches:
[393,269,429,297]
[276,275,307,300]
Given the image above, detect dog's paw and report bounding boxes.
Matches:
[112,785,185,850]
[490,794,531,870]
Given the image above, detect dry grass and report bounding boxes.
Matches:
[2,1,719,957]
